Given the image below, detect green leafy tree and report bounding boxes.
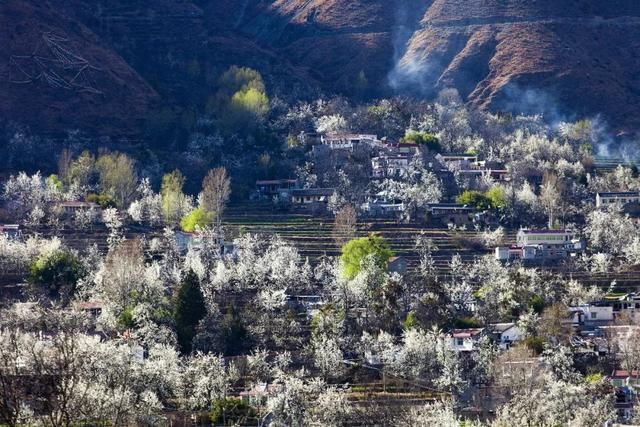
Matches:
[28,250,84,302]
[86,193,116,209]
[214,66,269,132]
[401,131,441,152]
[46,174,63,191]
[161,169,186,225]
[65,150,96,188]
[174,270,207,354]
[457,188,505,210]
[457,190,490,209]
[485,186,506,209]
[95,152,138,208]
[340,234,393,279]
[180,208,213,232]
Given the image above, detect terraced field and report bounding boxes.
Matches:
[223,203,491,275]
[10,203,639,291]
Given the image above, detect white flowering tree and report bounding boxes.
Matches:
[180,352,238,411]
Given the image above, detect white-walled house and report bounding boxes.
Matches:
[596,191,640,208]
[447,328,485,352]
[496,229,583,263]
[570,304,615,325]
[320,133,380,150]
[489,323,524,349]
[516,229,575,246]
[290,188,335,205]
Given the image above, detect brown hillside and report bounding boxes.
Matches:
[2,0,640,134]
[399,0,640,129]
[0,0,159,136]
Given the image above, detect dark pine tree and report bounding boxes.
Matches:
[174,269,207,354]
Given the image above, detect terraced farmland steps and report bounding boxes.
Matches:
[223,203,490,271]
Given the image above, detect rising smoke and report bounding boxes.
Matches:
[387,0,435,95]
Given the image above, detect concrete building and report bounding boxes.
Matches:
[254,179,298,200]
[320,133,380,150]
[596,191,640,208]
[388,256,408,275]
[361,200,405,218]
[0,224,21,240]
[427,203,476,227]
[290,188,335,205]
[447,328,485,352]
[489,323,524,349]
[371,155,412,178]
[496,229,583,263]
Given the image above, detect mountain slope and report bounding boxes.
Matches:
[394,0,640,130]
[0,0,159,136]
[2,0,640,135]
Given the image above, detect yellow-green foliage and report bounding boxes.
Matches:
[340,234,393,280]
[215,66,270,131]
[46,174,63,191]
[161,170,186,224]
[457,187,505,210]
[95,152,138,208]
[231,87,269,116]
[400,131,441,152]
[180,208,213,232]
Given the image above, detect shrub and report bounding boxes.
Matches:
[524,337,545,355]
[87,193,116,209]
[118,306,135,328]
[401,131,441,152]
[457,187,505,210]
[340,234,393,279]
[180,208,213,232]
[28,250,84,301]
[403,312,417,330]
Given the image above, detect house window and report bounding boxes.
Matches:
[456,338,464,346]
[591,312,597,319]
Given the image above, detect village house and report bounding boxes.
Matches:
[427,203,476,227]
[239,383,276,406]
[75,300,104,319]
[570,304,615,326]
[575,293,640,323]
[383,142,420,156]
[361,199,405,219]
[51,200,102,223]
[457,168,510,182]
[447,328,485,352]
[495,229,583,263]
[319,133,380,150]
[609,370,639,421]
[488,323,524,350]
[0,224,21,240]
[596,191,640,208]
[371,155,412,178]
[54,200,100,215]
[175,230,235,256]
[436,153,480,170]
[253,179,298,201]
[290,188,335,205]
